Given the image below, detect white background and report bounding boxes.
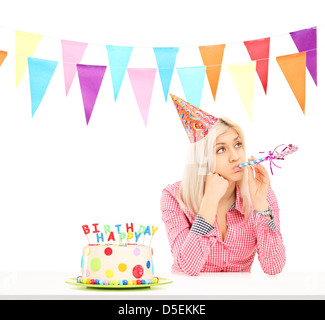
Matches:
[0,0,324,276]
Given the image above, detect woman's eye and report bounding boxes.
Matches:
[217,147,225,154]
[235,142,242,148]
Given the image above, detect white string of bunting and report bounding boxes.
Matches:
[0,24,321,124]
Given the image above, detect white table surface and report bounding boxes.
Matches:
[1,271,325,299]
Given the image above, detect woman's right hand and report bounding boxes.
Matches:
[198,172,229,225]
[203,171,229,205]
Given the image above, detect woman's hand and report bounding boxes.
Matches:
[247,156,270,211]
[198,172,229,225]
[204,171,229,205]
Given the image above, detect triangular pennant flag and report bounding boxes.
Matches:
[61,40,88,95]
[127,68,157,127]
[290,27,317,86]
[28,57,58,117]
[76,64,107,125]
[106,45,133,101]
[227,62,256,121]
[153,47,179,102]
[276,52,306,114]
[176,66,206,108]
[16,31,42,87]
[0,51,7,66]
[198,44,225,100]
[243,37,270,94]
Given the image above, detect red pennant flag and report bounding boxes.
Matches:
[244,37,270,94]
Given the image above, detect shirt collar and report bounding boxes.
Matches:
[231,184,245,215]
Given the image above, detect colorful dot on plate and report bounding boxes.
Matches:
[146,260,150,269]
[132,265,144,279]
[104,280,109,285]
[105,269,114,278]
[133,248,140,256]
[109,280,114,285]
[118,263,127,272]
[104,247,113,256]
[113,280,119,285]
[90,258,101,272]
[123,280,128,285]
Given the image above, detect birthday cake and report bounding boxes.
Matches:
[77,223,159,286]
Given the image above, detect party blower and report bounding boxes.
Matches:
[237,144,298,175]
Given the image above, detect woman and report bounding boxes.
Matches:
[161,96,286,276]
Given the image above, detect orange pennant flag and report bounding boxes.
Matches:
[276,52,306,114]
[0,51,7,66]
[199,44,225,100]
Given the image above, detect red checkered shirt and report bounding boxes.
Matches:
[161,181,286,275]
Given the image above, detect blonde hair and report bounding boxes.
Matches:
[176,117,252,220]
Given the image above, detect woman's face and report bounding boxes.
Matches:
[214,128,246,182]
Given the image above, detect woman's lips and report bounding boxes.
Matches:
[232,165,242,172]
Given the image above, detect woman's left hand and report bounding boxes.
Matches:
[247,156,270,211]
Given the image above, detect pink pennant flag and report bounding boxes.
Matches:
[127,68,157,127]
[76,64,107,125]
[61,40,88,95]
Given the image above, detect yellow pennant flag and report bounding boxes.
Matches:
[227,61,256,121]
[16,31,42,87]
[276,52,306,115]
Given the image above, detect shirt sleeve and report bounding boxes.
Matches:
[160,187,216,276]
[254,186,286,275]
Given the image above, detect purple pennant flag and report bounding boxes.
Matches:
[76,64,107,125]
[290,27,317,86]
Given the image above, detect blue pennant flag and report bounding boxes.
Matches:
[28,57,58,117]
[176,66,206,108]
[153,47,179,102]
[106,45,133,101]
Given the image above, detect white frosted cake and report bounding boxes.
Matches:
[77,243,158,285]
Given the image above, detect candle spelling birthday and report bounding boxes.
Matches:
[81,223,159,245]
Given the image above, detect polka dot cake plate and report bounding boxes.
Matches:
[65,277,173,289]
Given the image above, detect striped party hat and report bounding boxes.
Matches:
[170,94,218,143]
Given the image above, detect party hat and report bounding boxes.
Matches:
[170,94,218,143]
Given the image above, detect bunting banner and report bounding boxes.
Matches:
[227,61,256,121]
[276,52,306,114]
[106,45,133,102]
[127,68,157,127]
[244,37,270,94]
[61,40,88,95]
[199,44,225,100]
[0,25,320,125]
[28,57,58,117]
[290,27,317,86]
[153,47,179,102]
[16,31,42,87]
[176,66,206,108]
[0,50,7,66]
[76,64,107,125]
